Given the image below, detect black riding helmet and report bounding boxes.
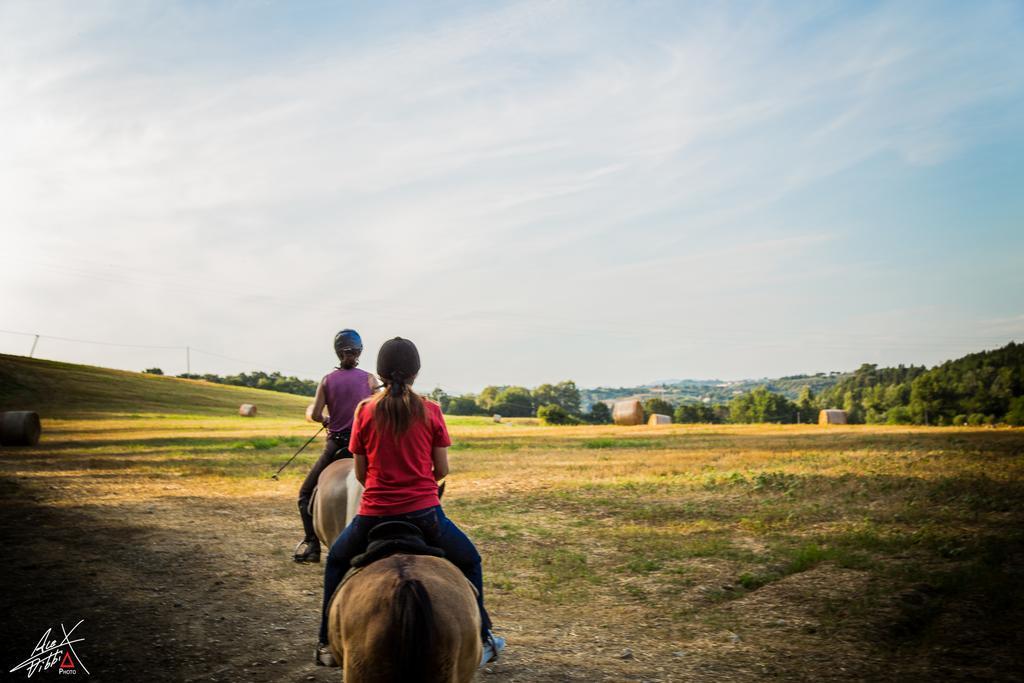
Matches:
[376,337,421,389]
[334,329,363,364]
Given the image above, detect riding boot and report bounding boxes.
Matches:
[315,642,338,667]
[298,497,317,539]
[294,538,321,563]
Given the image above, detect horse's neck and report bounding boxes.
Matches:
[345,470,364,526]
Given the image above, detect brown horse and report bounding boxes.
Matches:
[326,552,482,683]
[311,459,364,549]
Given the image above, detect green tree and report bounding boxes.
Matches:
[178,370,317,396]
[642,397,675,421]
[553,380,582,415]
[909,372,956,425]
[427,387,451,412]
[729,387,797,423]
[675,403,699,423]
[476,386,502,412]
[492,386,534,417]
[533,383,558,409]
[1005,397,1024,426]
[842,390,862,423]
[534,380,582,415]
[587,401,612,424]
[885,406,913,425]
[729,393,754,423]
[796,386,815,424]
[447,394,482,415]
[675,403,717,423]
[538,404,579,425]
[143,368,164,375]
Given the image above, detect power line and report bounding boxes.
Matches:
[189,347,321,378]
[0,329,182,350]
[0,329,321,378]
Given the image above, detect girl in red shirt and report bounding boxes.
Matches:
[316,337,504,667]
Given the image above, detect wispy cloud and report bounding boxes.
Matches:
[1,1,1021,388]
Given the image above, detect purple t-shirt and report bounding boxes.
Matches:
[323,368,374,433]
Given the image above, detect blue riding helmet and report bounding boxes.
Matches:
[334,329,363,361]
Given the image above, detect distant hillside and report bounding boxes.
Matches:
[0,354,310,419]
[581,372,846,409]
[579,342,1024,426]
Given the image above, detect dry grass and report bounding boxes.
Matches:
[2,414,1022,681]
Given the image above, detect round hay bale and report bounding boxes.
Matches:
[818,409,847,425]
[239,404,258,418]
[0,411,42,447]
[612,400,644,426]
[493,414,502,424]
[647,413,671,426]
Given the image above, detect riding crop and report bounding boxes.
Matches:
[270,425,325,480]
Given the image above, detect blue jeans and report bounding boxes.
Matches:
[319,505,492,643]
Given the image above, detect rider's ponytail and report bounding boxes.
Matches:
[373,379,426,437]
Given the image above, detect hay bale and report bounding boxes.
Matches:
[0,411,42,447]
[818,409,847,425]
[239,404,258,418]
[493,414,502,424]
[612,400,644,426]
[648,413,671,426]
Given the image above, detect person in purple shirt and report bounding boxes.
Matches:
[293,329,379,563]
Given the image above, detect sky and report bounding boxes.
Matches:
[1,1,1022,392]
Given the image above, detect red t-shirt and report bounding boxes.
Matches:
[349,398,451,516]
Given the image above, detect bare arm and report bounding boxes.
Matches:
[431,446,449,481]
[353,452,368,486]
[368,374,381,392]
[311,378,328,424]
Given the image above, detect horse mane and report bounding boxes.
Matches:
[392,567,437,682]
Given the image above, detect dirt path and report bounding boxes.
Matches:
[0,473,861,683]
[3,426,1022,682]
[2,473,632,682]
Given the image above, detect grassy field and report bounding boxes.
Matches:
[0,353,313,417]
[1,356,1022,681]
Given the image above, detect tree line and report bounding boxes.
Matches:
[426,381,613,425]
[145,368,319,397]
[677,342,1024,426]
[143,342,1024,426]
[811,342,1024,426]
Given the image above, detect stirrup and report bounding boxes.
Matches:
[293,539,321,563]
[315,643,337,667]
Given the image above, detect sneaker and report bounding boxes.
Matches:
[315,642,337,667]
[293,539,321,563]
[480,631,506,666]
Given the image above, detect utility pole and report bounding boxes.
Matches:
[186,346,191,375]
[29,334,39,358]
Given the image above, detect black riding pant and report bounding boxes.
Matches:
[298,430,352,543]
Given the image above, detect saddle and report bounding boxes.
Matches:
[350,521,446,568]
[336,521,478,599]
